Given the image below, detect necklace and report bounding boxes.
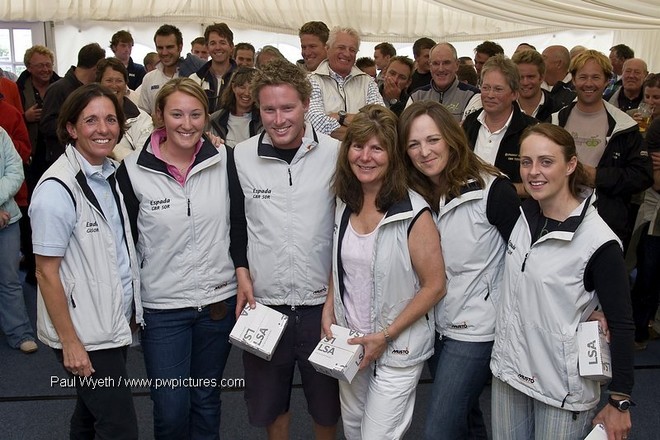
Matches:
[160,144,190,174]
[538,216,563,239]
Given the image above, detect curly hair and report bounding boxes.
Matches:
[512,49,546,77]
[23,45,54,66]
[250,59,312,104]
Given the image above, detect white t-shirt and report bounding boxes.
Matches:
[226,113,252,148]
[340,219,377,334]
[473,109,514,166]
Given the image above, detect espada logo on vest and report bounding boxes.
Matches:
[252,188,272,200]
[150,198,171,211]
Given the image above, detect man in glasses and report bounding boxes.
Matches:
[463,54,538,197]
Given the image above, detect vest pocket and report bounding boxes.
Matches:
[69,278,123,347]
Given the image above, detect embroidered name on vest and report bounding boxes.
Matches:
[85,221,99,233]
[150,198,171,211]
[252,188,272,199]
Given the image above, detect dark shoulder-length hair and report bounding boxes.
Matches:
[332,105,408,213]
[398,101,500,210]
[57,83,125,146]
[519,123,590,198]
[219,67,258,113]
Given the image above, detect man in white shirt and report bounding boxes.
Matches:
[138,24,205,115]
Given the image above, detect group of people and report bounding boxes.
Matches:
[0,16,655,440]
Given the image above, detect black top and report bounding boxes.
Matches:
[531,212,635,396]
[485,176,521,242]
[407,70,432,95]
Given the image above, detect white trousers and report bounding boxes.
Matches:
[339,362,424,440]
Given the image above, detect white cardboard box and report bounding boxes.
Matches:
[584,423,607,440]
[308,324,365,383]
[577,321,612,381]
[229,303,288,361]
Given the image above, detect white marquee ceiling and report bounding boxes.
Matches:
[3,0,659,42]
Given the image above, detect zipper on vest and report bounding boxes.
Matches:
[288,168,292,186]
[71,295,77,308]
[187,199,191,216]
[373,360,377,377]
[521,252,529,272]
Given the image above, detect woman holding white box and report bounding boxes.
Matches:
[489,124,635,440]
[322,105,446,440]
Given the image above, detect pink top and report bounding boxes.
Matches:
[150,127,203,186]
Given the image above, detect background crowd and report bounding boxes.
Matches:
[0,18,658,440]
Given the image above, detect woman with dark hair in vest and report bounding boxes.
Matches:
[30,83,140,439]
[490,123,635,440]
[400,100,520,439]
[322,105,445,439]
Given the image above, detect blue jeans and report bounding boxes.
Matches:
[141,295,236,440]
[424,336,493,440]
[0,222,35,348]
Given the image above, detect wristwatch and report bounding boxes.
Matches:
[338,110,347,126]
[608,396,635,411]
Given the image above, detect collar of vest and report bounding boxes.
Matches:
[136,137,219,173]
[256,125,319,160]
[521,189,595,240]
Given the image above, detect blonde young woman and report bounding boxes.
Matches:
[117,78,243,439]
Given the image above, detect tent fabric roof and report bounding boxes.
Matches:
[4,1,660,42]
